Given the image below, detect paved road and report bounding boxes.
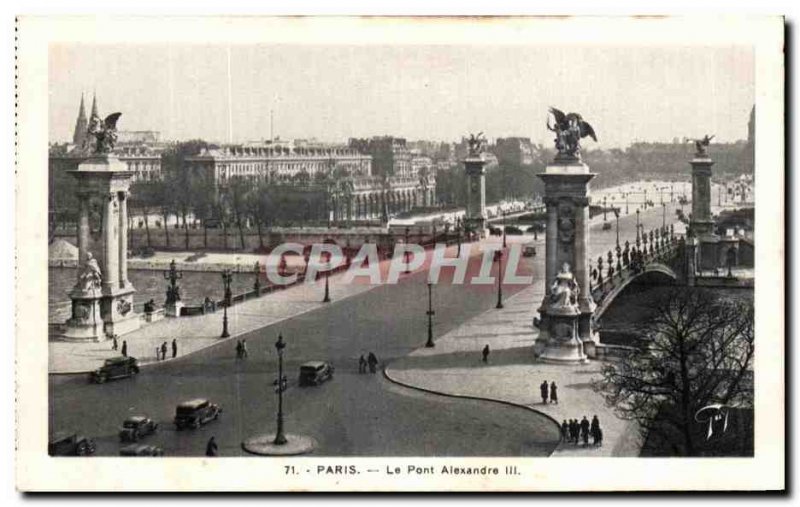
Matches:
[50,246,561,457]
[49,202,676,457]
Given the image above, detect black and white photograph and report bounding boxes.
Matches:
[14,15,784,492]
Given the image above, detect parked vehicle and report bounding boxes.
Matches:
[522,244,537,257]
[119,444,164,457]
[602,222,612,231]
[298,361,334,387]
[488,226,502,236]
[90,356,140,384]
[174,399,222,430]
[48,432,96,456]
[504,225,524,235]
[119,416,159,442]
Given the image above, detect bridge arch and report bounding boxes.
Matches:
[593,263,678,320]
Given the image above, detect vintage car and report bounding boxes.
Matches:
[48,432,96,456]
[90,356,140,384]
[602,222,613,231]
[119,444,164,457]
[119,415,159,442]
[298,361,334,387]
[522,244,538,257]
[174,398,222,430]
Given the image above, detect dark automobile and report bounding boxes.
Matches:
[119,415,159,442]
[522,243,537,257]
[488,226,502,236]
[174,398,222,430]
[48,432,96,456]
[120,444,164,457]
[90,356,140,384]
[602,222,612,231]
[299,361,334,386]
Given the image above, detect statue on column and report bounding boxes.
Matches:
[692,134,714,157]
[466,132,485,157]
[547,107,597,159]
[549,263,580,309]
[88,111,122,154]
[78,252,103,292]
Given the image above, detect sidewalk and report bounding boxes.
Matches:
[383,204,676,457]
[383,280,643,457]
[49,269,379,373]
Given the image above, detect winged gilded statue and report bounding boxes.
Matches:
[692,134,714,157]
[466,132,486,157]
[547,107,597,159]
[88,111,122,154]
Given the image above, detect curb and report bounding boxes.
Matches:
[382,364,564,454]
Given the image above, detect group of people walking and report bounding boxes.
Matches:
[235,339,249,359]
[561,415,603,447]
[358,352,379,374]
[155,339,177,361]
[540,380,558,404]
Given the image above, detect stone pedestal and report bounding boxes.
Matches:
[534,158,597,362]
[463,156,487,236]
[165,302,184,318]
[58,154,140,342]
[536,304,588,364]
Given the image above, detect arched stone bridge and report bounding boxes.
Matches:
[588,225,686,321]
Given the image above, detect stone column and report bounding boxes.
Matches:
[103,192,120,292]
[574,197,591,304]
[77,195,90,283]
[463,156,487,234]
[118,190,129,288]
[544,198,558,296]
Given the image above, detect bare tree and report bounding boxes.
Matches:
[594,288,754,456]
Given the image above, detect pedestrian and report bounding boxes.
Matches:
[241,339,248,358]
[112,334,118,351]
[235,340,242,359]
[569,419,578,444]
[172,339,177,359]
[482,344,490,363]
[590,415,601,445]
[161,342,168,361]
[550,381,558,404]
[358,355,367,374]
[367,352,378,374]
[121,340,127,357]
[595,426,604,447]
[580,416,590,446]
[560,420,569,441]
[205,436,218,457]
[540,380,549,404]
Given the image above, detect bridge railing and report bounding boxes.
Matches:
[589,224,682,305]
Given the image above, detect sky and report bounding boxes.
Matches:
[49,44,754,148]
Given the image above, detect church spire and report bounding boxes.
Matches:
[72,93,88,147]
[90,92,99,119]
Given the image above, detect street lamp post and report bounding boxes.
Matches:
[495,250,504,309]
[636,209,641,242]
[253,261,261,295]
[404,226,411,274]
[662,202,666,231]
[603,196,608,221]
[322,253,331,303]
[425,282,435,348]
[220,269,233,338]
[502,209,507,248]
[273,334,288,445]
[625,192,629,215]
[614,209,620,247]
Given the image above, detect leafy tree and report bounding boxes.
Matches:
[594,288,754,456]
